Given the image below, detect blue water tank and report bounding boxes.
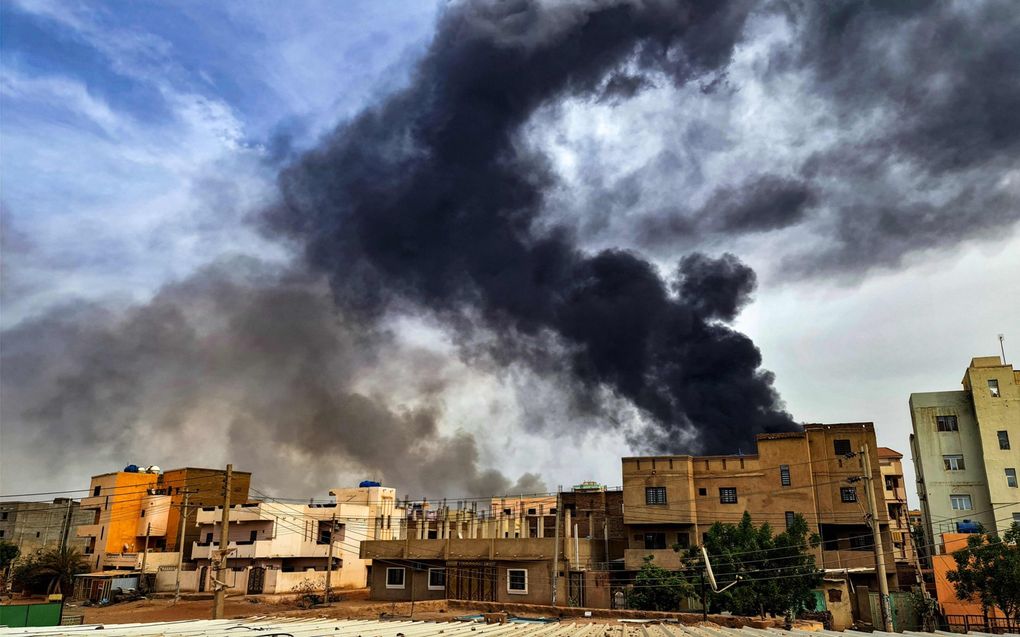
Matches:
[124,464,139,473]
[956,520,981,533]
[359,480,381,488]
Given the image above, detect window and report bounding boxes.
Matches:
[999,431,1011,450]
[644,533,667,550]
[943,454,966,471]
[785,511,796,528]
[936,415,959,432]
[249,530,258,543]
[503,508,512,516]
[849,535,874,551]
[93,486,101,497]
[205,532,213,544]
[0,512,7,521]
[888,504,898,520]
[507,569,528,594]
[527,508,536,515]
[36,532,40,538]
[719,487,737,504]
[780,465,791,487]
[1014,513,1020,523]
[675,533,690,549]
[833,439,852,456]
[0,530,4,538]
[950,494,973,511]
[428,568,446,590]
[840,487,858,503]
[1006,468,1018,488]
[141,509,146,518]
[698,488,707,496]
[385,567,405,589]
[988,379,1000,397]
[645,487,666,505]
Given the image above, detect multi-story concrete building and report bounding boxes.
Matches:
[622,423,897,592]
[180,485,403,595]
[360,484,622,608]
[877,447,916,586]
[76,466,250,571]
[909,356,1020,552]
[0,499,92,557]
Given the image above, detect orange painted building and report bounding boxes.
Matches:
[77,466,250,571]
[932,532,1008,618]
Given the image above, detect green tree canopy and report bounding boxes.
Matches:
[687,511,822,618]
[626,555,695,611]
[947,522,1020,625]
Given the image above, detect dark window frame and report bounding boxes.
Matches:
[999,430,1011,450]
[780,465,791,487]
[936,415,959,432]
[719,487,737,504]
[833,439,852,456]
[645,486,667,505]
[840,487,858,503]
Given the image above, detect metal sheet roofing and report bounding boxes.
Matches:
[0,618,1015,637]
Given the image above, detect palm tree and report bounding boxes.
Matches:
[33,546,89,595]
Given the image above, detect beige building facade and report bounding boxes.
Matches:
[622,423,897,591]
[909,356,1020,552]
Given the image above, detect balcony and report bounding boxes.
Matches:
[195,503,275,525]
[103,553,141,569]
[191,539,330,560]
[624,548,683,570]
[75,524,102,539]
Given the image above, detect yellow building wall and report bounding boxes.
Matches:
[932,533,1007,618]
[104,472,158,554]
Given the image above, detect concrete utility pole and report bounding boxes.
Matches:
[140,523,151,592]
[173,490,192,604]
[552,487,561,607]
[861,444,894,632]
[324,514,336,605]
[212,464,233,620]
[58,499,73,551]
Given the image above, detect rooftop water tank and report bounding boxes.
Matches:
[956,519,982,533]
[124,464,139,473]
[359,480,382,488]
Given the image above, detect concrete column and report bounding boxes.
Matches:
[538,513,545,538]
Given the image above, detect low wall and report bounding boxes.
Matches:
[446,599,785,627]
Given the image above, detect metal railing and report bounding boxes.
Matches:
[943,615,1018,634]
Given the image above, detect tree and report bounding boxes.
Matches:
[688,512,822,618]
[12,546,89,595]
[947,522,1020,626]
[0,541,20,589]
[625,555,694,611]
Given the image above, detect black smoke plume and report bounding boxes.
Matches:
[267,0,798,453]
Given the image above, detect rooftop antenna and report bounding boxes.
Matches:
[999,334,1006,364]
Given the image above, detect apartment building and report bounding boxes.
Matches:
[622,423,897,592]
[181,485,402,595]
[877,447,917,585]
[0,499,92,556]
[360,485,622,608]
[909,356,1020,552]
[76,466,250,571]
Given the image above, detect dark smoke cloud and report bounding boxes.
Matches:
[267,0,797,454]
[0,257,543,497]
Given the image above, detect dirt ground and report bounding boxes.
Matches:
[70,589,490,625]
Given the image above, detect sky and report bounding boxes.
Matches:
[2,0,1018,506]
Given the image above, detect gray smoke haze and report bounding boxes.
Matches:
[0,257,544,497]
[3,0,1018,497]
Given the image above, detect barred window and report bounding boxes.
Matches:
[719,487,737,504]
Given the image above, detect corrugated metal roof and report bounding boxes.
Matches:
[0,618,1016,637]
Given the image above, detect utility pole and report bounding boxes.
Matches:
[324,514,336,605]
[552,487,561,607]
[861,444,894,632]
[173,490,192,603]
[140,523,151,592]
[212,464,233,620]
[58,498,73,551]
